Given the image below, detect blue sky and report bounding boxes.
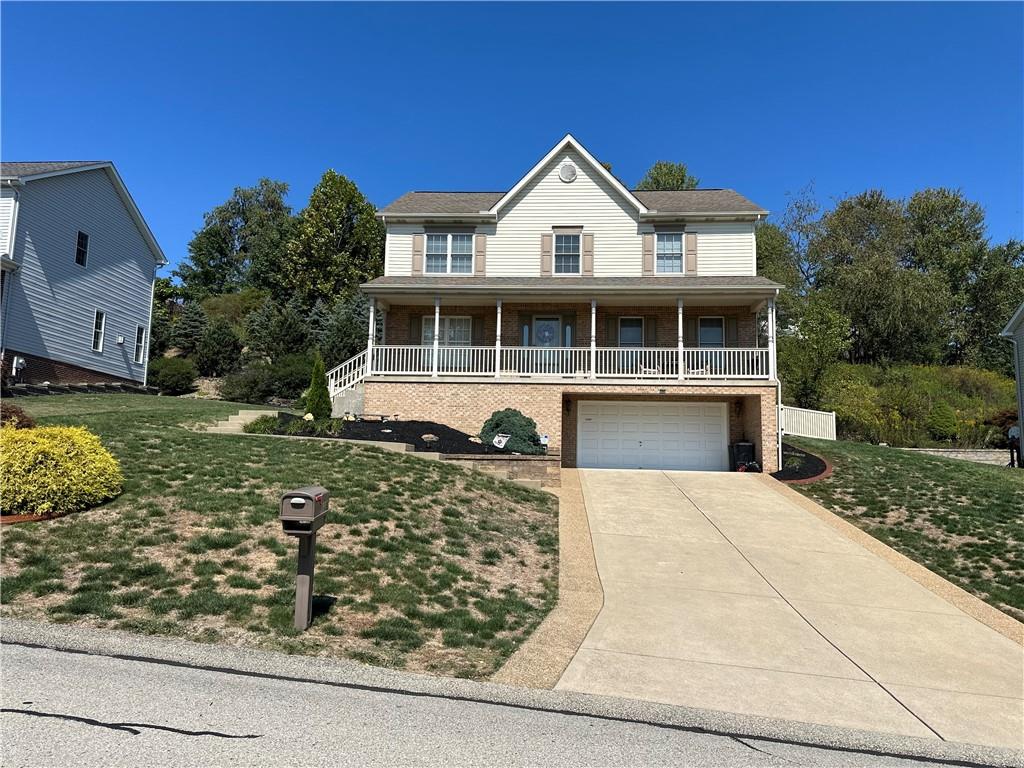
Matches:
[2,2,1021,274]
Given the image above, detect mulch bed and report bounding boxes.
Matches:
[1,511,71,526]
[772,441,832,484]
[287,418,498,455]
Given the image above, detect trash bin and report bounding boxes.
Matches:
[730,441,755,471]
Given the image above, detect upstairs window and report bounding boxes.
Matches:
[425,233,473,274]
[75,231,90,267]
[92,310,105,352]
[656,233,683,273]
[134,325,147,364]
[554,233,581,274]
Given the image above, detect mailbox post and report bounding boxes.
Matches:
[279,486,329,631]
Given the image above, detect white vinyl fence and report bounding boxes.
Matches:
[779,405,837,441]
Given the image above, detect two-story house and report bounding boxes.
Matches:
[0,162,166,385]
[329,135,782,472]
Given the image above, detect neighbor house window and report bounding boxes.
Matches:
[422,316,472,346]
[656,233,683,273]
[92,310,105,352]
[425,233,473,274]
[134,325,146,364]
[554,234,581,274]
[75,231,89,267]
[699,316,725,348]
[618,317,644,348]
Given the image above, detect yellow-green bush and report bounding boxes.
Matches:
[1,426,124,516]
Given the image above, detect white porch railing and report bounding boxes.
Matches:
[327,349,367,395]
[779,405,837,441]
[368,345,770,380]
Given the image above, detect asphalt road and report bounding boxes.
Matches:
[0,643,987,768]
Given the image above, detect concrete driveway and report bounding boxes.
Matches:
[555,470,1024,750]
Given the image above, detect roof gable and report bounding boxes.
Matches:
[486,133,647,216]
[2,161,166,265]
[1002,300,1024,336]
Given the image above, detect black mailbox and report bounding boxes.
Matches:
[280,485,329,536]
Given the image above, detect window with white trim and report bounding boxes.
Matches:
[698,316,725,348]
[554,233,581,274]
[92,310,105,352]
[75,231,89,267]
[422,316,472,346]
[656,233,683,273]
[425,233,473,274]
[134,325,147,364]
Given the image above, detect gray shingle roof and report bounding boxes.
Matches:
[378,188,766,216]
[0,161,108,179]
[364,275,780,292]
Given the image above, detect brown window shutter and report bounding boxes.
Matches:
[582,233,594,276]
[410,315,423,345]
[685,317,698,347]
[644,315,658,347]
[685,233,698,275]
[540,234,553,276]
[642,233,655,275]
[471,316,485,346]
[411,234,425,275]
[606,316,618,347]
[726,317,739,347]
[474,234,486,275]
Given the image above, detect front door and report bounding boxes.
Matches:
[532,317,561,348]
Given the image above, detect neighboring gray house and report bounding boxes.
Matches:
[0,162,166,385]
[1002,300,1024,430]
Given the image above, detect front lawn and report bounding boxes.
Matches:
[788,437,1023,622]
[0,395,558,679]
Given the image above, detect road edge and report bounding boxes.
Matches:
[2,618,1020,767]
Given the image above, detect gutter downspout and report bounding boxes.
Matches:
[1005,333,1023,434]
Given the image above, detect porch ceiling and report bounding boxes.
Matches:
[363,275,780,308]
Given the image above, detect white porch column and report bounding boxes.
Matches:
[768,295,778,380]
[431,296,441,377]
[677,296,685,381]
[589,299,597,379]
[365,298,376,378]
[494,298,502,378]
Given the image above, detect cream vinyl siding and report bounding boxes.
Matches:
[686,222,756,276]
[0,187,16,255]
[2,169,157,382]
[384,223,417,276]
[487,150,642,277]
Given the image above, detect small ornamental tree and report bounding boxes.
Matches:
[195,317,243,376]
[927,402,958,442]
[481,408,544,455]
[305,353,332,421]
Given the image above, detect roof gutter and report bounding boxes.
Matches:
[362,283,781,297]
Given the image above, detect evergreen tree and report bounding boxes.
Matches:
[195,317,243,376]
[320,293,370,368]
[172,302,208,356]
[306,298,332,349]
[305,353,332,421]
[244,298,279,359]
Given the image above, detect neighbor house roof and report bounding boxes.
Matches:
[379,188,766,217]
[363,275,781,295]
[1,161,109,179]
[1,161,166,265]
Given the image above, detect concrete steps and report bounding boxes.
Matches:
[207,409,281,434]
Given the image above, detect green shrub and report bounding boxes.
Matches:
[195,317,243,376]
[0,402,35,429]
[219,361,276,404]
[927,402,958,441]
[480,409,544,455]
[242,415,279,434]
[171,302,208,356]
[1,426,124,516]
[148,357,198,395]
[271,353,314,399]
[306,353,331,421]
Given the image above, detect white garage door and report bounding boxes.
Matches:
[577,401,729,471]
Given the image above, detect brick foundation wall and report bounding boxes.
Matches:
[363,380,779,472]
[440,454,562,487]
[3,349,138,386]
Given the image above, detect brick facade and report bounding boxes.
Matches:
[2,348,139,386]
[363,380,779,472]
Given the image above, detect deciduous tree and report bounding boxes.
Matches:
[635,160,700,191]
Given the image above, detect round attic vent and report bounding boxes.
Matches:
[559,162,578,183]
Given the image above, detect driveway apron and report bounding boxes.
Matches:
[555,470,1024,750]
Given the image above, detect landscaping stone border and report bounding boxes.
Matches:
[441,453,562,488]
[492,469,603,687]
[780,454,834,485]
[759,475,1024,646]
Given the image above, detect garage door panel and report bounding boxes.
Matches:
[577,401,729,471]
